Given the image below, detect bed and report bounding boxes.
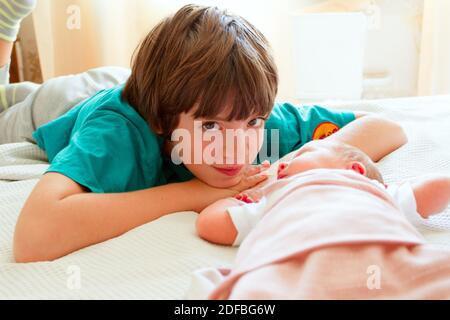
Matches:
[1,95,450,299]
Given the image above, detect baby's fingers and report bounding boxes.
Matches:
[235,193,257,203]
[260,160,271,171]
[245,161,271,177]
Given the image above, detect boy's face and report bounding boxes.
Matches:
[277,140,363,179]
[168,106,267,188]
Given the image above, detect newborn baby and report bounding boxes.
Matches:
[196,139,450,246]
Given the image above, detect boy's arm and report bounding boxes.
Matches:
[410,174,450,218]
[327,114,408,162]
[13,173,258,263]
[15,161,270,263]
[196,198,243,246]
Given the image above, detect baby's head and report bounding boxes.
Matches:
[277,140,384,183]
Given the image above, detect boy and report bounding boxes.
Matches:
[0,4,406,262]
[196,139,450,246]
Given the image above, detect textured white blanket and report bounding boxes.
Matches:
[0,95,449,299]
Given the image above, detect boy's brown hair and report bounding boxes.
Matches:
[123,4,278,138]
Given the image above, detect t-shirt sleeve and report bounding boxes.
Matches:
[296,104,356,143]
[386,182,429,230]
[46,112,162,193]
[261,103,356,161]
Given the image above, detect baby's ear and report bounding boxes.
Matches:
[347,161,366,176]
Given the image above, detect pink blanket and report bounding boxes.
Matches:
[208,169,450,299]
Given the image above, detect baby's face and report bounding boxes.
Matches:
[277,141,347,179]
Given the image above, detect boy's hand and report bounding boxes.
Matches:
[228,160,270,193]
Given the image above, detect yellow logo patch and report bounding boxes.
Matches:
[312,122,339,140]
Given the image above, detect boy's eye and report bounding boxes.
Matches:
[202,121,221,131]
[248,117,266,128]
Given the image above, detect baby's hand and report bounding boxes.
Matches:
[228,161,270,193]
[235,189,264,203]
[277,162,290,179]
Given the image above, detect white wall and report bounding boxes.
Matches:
[361,0,423,99]
[287,0,424,101]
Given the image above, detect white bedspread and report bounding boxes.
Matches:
[1,95,449,299]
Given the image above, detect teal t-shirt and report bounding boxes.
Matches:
[258,102,355,163]
[33,85,355,193]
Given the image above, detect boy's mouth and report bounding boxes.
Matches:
[212,165,243,177]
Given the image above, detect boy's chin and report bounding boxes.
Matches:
[203,175,242,189]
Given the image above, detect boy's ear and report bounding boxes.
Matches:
[347,161,366,176]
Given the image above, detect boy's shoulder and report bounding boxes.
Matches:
[78,84,143,124]
[34,84,168,192]
[265,102,318,129]
[77,83,163,148]
[74,84,164,144]
[33,84,163,165]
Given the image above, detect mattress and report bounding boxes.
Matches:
[1,95,450,299]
